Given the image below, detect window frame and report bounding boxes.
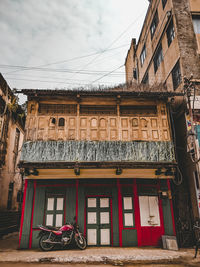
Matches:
[13,128,20,167]
[172,60,181,90]
[150,10,159,39]
[192,15,200,34]
[122,195,135,228]
[45,194,65,227]
[166,19,175,47]
[153,44,163,73]
[140,44,146,67]
[162,0,167,9]
[58,117,65,127]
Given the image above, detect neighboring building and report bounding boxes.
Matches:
[125,0,200,246]
[0,73,25,234]
[18,86,182,248]
[125,0,200,90]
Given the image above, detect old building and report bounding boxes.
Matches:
[125,0,200,90]
[18,86,182,248]
[125,0,200,246]
[0,73,25,235]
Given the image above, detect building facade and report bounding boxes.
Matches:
[125,0,200,246]
[0,74,25,212]
[125,0,200,90]
[19,87,180,248]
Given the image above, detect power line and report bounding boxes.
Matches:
[1,65,124,75]
[91,65,124,84]
[4,44,129,75]
[63,8,147,82]
[6,77,121,86]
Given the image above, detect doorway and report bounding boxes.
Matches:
[86,196,112,246]
[139,195,164,246]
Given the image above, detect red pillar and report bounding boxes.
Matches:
[133,179,142,246]
[117,179,123,247]
[167,179,176,235]
[29,180,36,248]
[19,179,28,248]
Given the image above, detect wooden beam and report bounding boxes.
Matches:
[26,168,174,179]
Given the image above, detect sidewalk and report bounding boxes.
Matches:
[0,232,200,266]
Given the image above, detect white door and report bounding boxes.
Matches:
[139,196,160,226]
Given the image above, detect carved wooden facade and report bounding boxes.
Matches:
[25,97,171,143]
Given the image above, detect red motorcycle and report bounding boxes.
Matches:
[37,218,86,251]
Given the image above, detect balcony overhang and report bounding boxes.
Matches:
[19,161,177,180]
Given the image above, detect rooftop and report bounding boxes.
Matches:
[16,83,184,98]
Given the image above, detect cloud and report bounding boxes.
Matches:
[0,0,149,95]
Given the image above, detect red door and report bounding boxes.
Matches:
[139,196,164,246]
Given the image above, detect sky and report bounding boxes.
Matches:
[0,0,149,102]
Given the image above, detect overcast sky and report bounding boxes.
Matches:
[0,0,149,101]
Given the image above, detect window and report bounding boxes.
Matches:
[80,105,117,115]
[153,44,163,73]
[45,195,64,227]
[166,20,175,46]
[193,15,200,34]
[39,104,77,115]
[58,118,65,127]
[162,0,167,9]
[14,128,20,153]
[172,60,181,90]
[7,182,14,210]
[0,96,6,115]
[13,128,20,167]
[30,104,35,114]
[122,196,134,227]
[150,10,159,39]
[49,117,56,127]
[133,68,137,80]
[142,72,149,85]
[120,105,157,116]
[140,44,146,66]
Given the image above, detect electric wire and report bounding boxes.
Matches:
[3,44,130,75]
[91,65,124,84]
[61,8,147,85]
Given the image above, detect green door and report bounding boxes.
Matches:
[86,196,111,246]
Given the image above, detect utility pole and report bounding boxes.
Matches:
[184,75,200,218]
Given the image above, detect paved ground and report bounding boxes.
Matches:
[0,232,200,266]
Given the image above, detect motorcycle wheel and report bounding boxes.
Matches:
[39,233,55,251]
[75,234,87,250]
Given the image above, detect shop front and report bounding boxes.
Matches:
[19,176,175,249]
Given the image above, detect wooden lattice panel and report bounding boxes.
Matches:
[25,103,171,142]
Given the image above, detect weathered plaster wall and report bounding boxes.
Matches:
[172,0,200,79]
[21,140,175,163]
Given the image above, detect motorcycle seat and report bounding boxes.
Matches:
[46,225,60,230]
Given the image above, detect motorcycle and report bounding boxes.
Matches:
[37,218,86,251]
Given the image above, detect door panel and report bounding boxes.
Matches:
[100,212,110,224]
[87,229,97,245]
[100,229,110,245]
[149,196,160,226]
[139,196,150,226]
[88,212,97,224]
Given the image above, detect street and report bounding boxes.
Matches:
[0,264,191,267]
